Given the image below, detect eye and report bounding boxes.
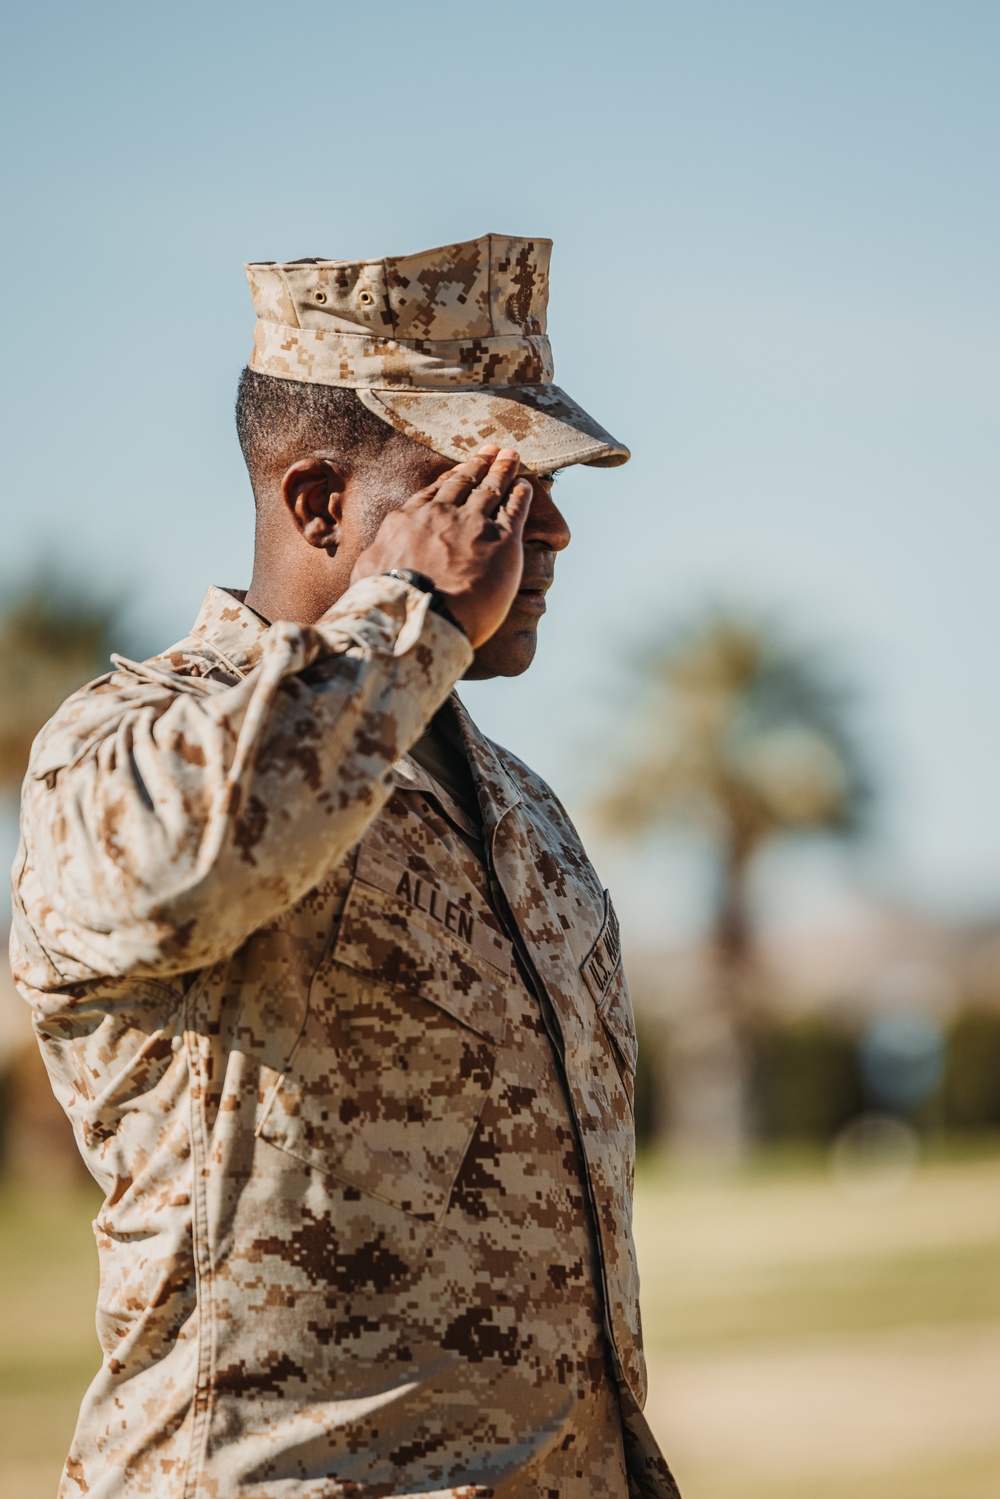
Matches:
[538,471,559,487]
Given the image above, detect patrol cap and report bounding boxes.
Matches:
[245,233,629,474]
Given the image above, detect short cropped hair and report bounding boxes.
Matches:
[235,367,406,495]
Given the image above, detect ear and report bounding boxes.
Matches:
[281,458,347,553]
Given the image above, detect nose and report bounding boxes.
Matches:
[524,476,571,553]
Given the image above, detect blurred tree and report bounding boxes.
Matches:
[631,1009,665,1154]
[942,1009,1000,1130]
[0,581,126,795]
[597,613,871,1158]
[755,1016,863,1142]
[0,578,131,1184]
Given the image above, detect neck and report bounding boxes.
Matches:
[244,542,350,627]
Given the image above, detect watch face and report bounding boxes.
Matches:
[388,569,435,593]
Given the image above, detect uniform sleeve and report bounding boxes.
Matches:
[12,576,473,984]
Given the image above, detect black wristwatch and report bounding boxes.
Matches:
[382,570,468,638]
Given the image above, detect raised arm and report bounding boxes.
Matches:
[12,450,532,985]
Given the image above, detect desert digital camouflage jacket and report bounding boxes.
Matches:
[10,577,678,1499]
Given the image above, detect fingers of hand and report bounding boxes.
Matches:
[441,448,501,491]
[403,447,501,510]
[431,469,487,506]
[418,446,521,512]
[494,478,534,535]
[468,449,522,513]
[437,444,505,488]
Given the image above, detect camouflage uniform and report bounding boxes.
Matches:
[10,237,679,1497]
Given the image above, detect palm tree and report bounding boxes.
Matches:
[597,613,871,1157]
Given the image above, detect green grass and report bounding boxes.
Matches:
[634,1153,1000,1351]
[643,1237,1000,1351]
[0,1180,101,1497]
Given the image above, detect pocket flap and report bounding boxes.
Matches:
[332,877,508,1044]
[354,843,511,974]
[598,969,639,1078]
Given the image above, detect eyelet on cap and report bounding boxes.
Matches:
[313,290,327,304]
[358,290,374,306]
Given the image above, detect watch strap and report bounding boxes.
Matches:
[382,570,468,638]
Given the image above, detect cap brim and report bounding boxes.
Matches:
[355,385,629,473]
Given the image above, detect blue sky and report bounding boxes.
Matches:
[2,1,998,940]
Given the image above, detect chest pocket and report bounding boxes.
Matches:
[581,891,638,1105]
[256,858,511,1222]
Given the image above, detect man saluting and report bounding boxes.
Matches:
[11,234,679,1498]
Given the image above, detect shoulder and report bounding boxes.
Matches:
[490,740,593,858]
[26,632,235,783]
[491,740,563,811]
[489,739,610,922]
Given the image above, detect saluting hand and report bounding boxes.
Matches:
[350,446,532,649]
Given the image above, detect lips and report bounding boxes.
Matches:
[514,577,552,615]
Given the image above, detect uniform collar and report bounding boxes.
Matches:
[446,695,522,832]
[189,587,269,678]
[391,697,523,836]
[391,753,483,841]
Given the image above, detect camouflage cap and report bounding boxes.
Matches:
[245,234,629,474]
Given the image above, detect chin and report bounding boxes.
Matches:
[464,626,539,680]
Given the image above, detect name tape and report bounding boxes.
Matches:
[354,844,511,975]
